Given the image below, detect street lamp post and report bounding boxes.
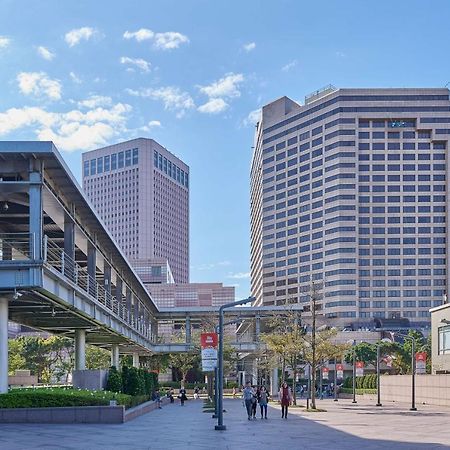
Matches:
[410,337,417,411]
[334,358,338,402]
[215,297,254,431]
[352,348,357,404]
[376,344,382,407]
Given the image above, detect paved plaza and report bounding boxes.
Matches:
[0,398,449,449]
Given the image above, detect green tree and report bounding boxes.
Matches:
[85,345,111,370]
[169,352,199,384]
[8,338,26,375]
[344,342,377,366]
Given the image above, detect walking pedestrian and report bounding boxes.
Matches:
[259,386,269,419]
[242,382,255,420]
[179,386,187,406]
[232,386,237,398]
[251,386,258,419]
[279,381,292,419]
[194,386,200,399]
[152,389,162,409]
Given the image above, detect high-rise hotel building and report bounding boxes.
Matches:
[82,138,189,283]
[250,87,450,327]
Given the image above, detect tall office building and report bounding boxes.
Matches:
[82,138,189,283]
[250,87,450,327]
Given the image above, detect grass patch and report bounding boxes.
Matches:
[340,388,377,395]
[305,408,327,412]
[0,387,149,410]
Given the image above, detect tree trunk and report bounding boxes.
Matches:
[292,368,297,405]
[311,365,316,409]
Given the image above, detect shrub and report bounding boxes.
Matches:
[0,388,146,410]
[106,366,122,393]
[123,367,145,396]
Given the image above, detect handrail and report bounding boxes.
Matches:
[0,233,33,261]
[43,236,153,341]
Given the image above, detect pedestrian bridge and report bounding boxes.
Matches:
[0,141,299,392]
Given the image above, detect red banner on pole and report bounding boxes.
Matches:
[336,364,344,379]
[200,333,218,349]
[416,352,427,374]
[356,361,364,377]
[322,367,329,380]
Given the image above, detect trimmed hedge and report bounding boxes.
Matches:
[0,388,147,410]
[340,388,377,395]
[343,374,377,390]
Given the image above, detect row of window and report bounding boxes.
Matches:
[360,300,440,307]
[153,150,189,188]
[84,148,139,176]
[263,107,449,145]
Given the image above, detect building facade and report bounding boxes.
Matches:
[250,87,450,327]
[82,138,189,283]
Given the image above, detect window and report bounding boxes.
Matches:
[104,155,110,171]
[125,149,132,166]
[111,153,117,170]
[132,148,139,165]
[90,159,96,175]
[97,157,103,173]
[118,151,124,168]
[83,160,89,177]
[439,326,450,355]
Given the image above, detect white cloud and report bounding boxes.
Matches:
[335,51,346,58]
[282,59,297,72]
[17,72,62,101]
[0,102,131,152]
[243,42,256,52]
[123,28,189,50]
[243,108,261,127]
[120,56,151,73]
[65,27,97,47]
[193,260,231,271]
[126,86,194,118]
[123,28,154,42]
[198,73,244,99]
[227,272,250,279]
[37,46,55,61]
[148,120,161,128]
[0,36,11,49]
[198,98,228,114]
[69,72,82,84]
[77,95,112,108]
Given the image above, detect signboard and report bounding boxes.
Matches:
[336,364,344,380]
[356,361,364,377]
[322,367,329,380]
[200,332,218,372]
[416,352,427,375]
[202,359,217,372]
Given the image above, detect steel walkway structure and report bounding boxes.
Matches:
[0,141,301,392]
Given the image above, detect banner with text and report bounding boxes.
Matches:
[336,364,344,380]
[356,361,364,377]
[416,352,427,375]
[201,332,218,372]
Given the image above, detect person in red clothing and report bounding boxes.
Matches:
[279,381,292,419]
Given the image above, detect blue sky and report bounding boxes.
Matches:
[1,0,450,299]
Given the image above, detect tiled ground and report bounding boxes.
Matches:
[0,397,449,449]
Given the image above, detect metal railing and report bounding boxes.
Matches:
[43,236,153,341]
[0,233,34,261]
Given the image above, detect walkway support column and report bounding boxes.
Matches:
[270,367,279,397]
[111,345,120,368]
[87,241,97,298]
[64,212,75,280]
[0,297,8,393]
[255,316,261,342]
[185,315,191,343]
[132,353,139,368]
[29,161,43,260]
[74,329,86,370]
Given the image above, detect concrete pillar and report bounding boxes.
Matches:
[255,316,261,342]
[64,212,75,280]
[125,288,132,320]
[251,359,258,385]
[270,367,279,397]
[185,315,191,343]
[132,353,139,368]
[0,297,8,393]
[87,241,96,297]
[151,319,158,342]
[74,329,86,370]
[29,165,43,260]
[111,345,120,368]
